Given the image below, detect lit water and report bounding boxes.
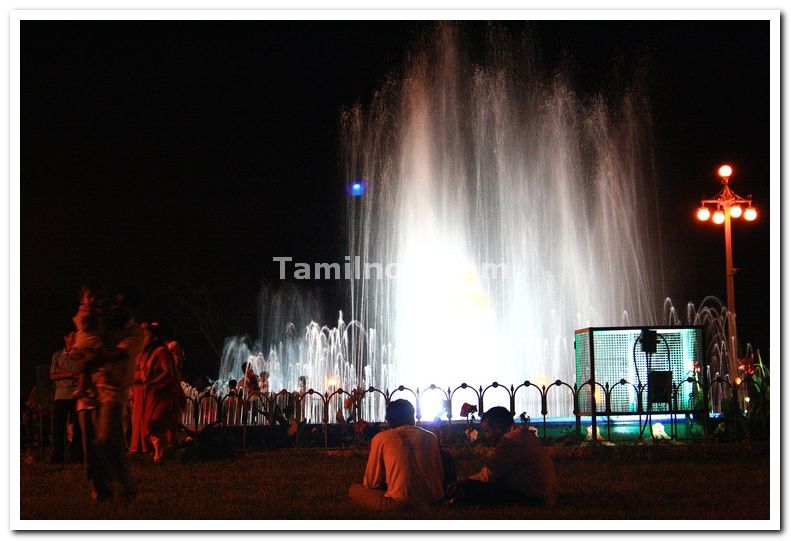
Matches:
[341,24,662,417]
[214,25,684,420]
[665,295,744,385]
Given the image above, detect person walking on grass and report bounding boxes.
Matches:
[348,399,445,510]
[78,288,144,502]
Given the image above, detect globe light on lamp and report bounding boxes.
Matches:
[696,207,711,221]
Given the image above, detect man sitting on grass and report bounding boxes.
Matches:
[348,399,445,510]
[450,406,558,507]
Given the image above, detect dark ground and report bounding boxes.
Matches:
[19,441,770,521]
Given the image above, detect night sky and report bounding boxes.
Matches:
[20,19,770,390]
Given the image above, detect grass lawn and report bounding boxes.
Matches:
[19,441,769,522]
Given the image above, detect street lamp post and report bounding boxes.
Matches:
[695,164,758,385]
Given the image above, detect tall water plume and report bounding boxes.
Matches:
[342,24,663,416]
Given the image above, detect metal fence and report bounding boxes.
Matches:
[20,373,766,451]
[179,372,769,447]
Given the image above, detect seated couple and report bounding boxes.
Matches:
[348,401,557,510]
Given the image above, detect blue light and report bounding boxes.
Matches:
[350,180,366,197]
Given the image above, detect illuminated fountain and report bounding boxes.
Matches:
[215,24,668,421]
[341,24,662,417]
[664,295,751,411]
[216,285,393,422]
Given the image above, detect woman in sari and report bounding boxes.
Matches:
[128,348,150,454]
[141,321,184,463]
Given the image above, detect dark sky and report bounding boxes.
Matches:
[20,19,770,389]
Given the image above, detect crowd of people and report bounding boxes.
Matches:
[46,285,186,501]
[37,284,558,509]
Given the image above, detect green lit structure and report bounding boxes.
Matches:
[575,326,705,416]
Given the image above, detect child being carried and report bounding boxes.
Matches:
[70,285,107,401]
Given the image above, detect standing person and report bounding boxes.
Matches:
[166,340,185,383]
[127,344,150,454]
[165,340,185,446]
[449,406,558,507]
[295,375,307,422]
[238,362,260,424]
[140,321,183,463]
[348,399,445,510]
[78,288,144,502]
[259,371,270,395]
[240,361,260,397]
[49,328,82,463]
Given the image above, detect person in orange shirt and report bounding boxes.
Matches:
[348,399,445,510]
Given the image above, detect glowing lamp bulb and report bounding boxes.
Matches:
[696,207,711,221]
[730,205,743,218]
[718,165,733,178]
[712,210,726,224]
[744,207,757,221]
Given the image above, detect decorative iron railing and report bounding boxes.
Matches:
[18,373,767,452]
[179,372,768,447]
